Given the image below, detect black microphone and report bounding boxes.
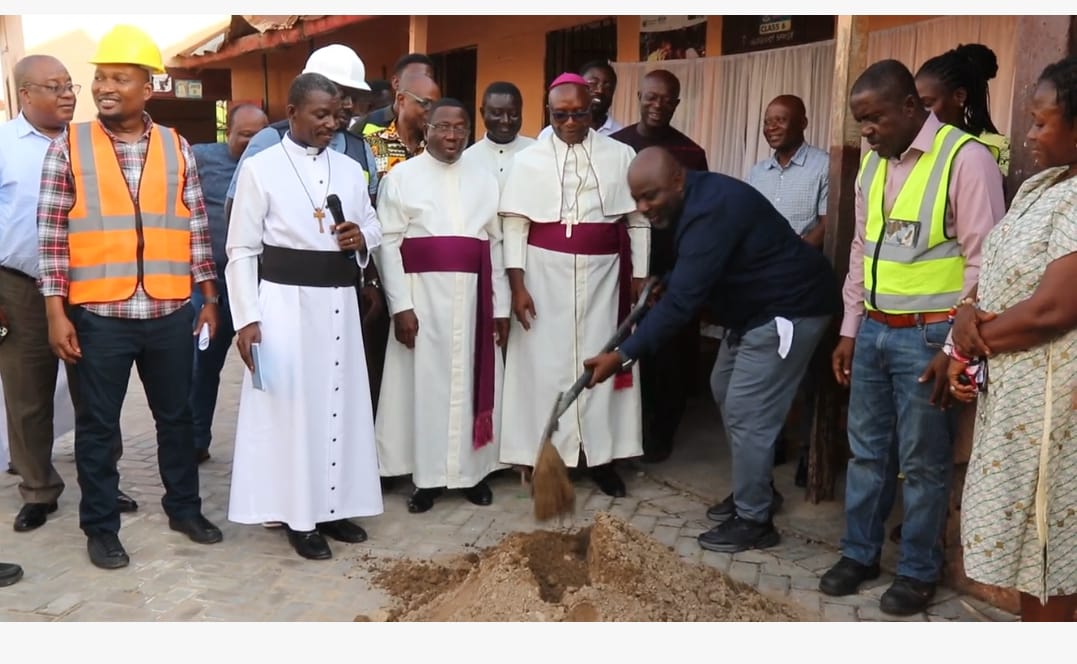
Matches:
[325,194,353,255]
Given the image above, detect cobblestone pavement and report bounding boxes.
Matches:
[0,355,1016,622]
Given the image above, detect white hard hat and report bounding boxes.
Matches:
[303,44,370,91]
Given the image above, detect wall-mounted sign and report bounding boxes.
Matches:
[721,15,835,55]
[151,74,172,94]
[174,79,203,100]
[639,16,707,61]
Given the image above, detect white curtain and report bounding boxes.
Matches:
[867,15,1017,136]
[611,40,835,179]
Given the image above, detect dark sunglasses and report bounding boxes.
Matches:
[549,110,591,123]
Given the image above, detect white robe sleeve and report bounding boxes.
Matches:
[626,210,650,279]
[374,172,413,315]
[225,160,268,331]
[502,213,530,271]
[485,207,510,319]
[352,185,381,269]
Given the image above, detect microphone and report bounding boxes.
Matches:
[325,194,353,255]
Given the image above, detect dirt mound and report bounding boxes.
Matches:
[365,512,803,621]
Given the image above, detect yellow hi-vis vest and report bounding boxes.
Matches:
[861,124,976,313]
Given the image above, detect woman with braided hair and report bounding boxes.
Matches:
[916,43,1011,174]
[948,55,1077,621]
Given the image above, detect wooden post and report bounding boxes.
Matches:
[1003,16,1074,206]
[409,15,429,55]
[806,15,869,504]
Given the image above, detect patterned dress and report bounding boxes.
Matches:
[363,120,424,179]
[962,166,1077,600]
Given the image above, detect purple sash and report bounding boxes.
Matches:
[527,221,634,389]
[400,236,495,449]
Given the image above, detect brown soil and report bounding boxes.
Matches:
[363,513,804,622]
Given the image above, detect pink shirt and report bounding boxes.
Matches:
[840,114,1006,338]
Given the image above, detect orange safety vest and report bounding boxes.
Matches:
[67,121,192,305]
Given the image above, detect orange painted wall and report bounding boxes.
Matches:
[425,15,611,138]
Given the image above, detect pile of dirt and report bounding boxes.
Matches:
[364,512,803,622]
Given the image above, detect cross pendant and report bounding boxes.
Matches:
[313,207,326,233]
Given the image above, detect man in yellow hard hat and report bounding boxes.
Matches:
[37,24,225,569]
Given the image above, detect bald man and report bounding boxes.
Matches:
[610,68,709,464]
[584,147,838,553]
[748,95,829,249]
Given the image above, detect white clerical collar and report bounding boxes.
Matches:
[283,132,327,157]
[485,135,520,150]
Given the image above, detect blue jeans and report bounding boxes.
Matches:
[840,317,955,583]
[189,277,236,452]
[68,305,202,535]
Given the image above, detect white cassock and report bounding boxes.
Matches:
[462,134,537,191]
[498,129,649,468]
[0,367,75,469]
[225,135,384,531]
[374,151,510,488]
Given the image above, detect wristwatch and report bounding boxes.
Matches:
[615,347,634,370]
[365,277,382,290]
[203,294,221,306]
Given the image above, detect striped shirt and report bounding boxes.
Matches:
[748,142,829,237]
[37,113,214,320]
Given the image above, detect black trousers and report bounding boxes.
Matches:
[639,317,701,456]
[68,305,202,535]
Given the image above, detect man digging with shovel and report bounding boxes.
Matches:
[584,146,839,553]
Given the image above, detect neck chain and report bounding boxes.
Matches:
[279,138,332,233]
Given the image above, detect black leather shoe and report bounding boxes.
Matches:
[87,532,130,569]
[590,464,626,498]
[0,562,24,587]
[116,491,138,514]
[706,486,784,522]
[168,514,223,544]
[463,481,493,506]
[819,556,881,596]
[196,449,211,465]
[14,502,58,532]
[317,519,367,543]
[697,515,780,553]
[407,488,444,513]
[286,527,332,560]
[880,576,936,616]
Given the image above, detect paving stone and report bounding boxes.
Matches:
[727,561,761,586]
[857,604,928,622]
[651,525,680,548]
[788,589,824,614]
[628,514,658,534]
[757,573,791,596]
[822,601,859,621]
[700,549,733,573]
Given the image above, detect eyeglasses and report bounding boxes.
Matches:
[23,82,81,96]
[426,123,470,137]
[403,90,434,110]
[549,110,591,123]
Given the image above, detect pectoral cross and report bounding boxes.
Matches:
[313,207,326,233]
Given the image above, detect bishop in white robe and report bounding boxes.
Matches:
[497,74,650,497]
[225,75,384,559]
[374,100,510,513]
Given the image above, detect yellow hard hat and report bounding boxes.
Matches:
[90,24,165,75]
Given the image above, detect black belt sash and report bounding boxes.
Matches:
[260,245,358,287]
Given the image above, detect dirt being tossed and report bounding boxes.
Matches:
[364,512,804,622]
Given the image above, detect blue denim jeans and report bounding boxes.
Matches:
[189,276,236,452]
[840,317,955,583]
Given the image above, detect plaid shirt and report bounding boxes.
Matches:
[37,113,214,320]
[364,120,424,180]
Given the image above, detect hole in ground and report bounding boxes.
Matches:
[520,528,591,603]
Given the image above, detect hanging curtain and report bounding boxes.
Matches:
[867,15,1017,136]
[611,40,835,179]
